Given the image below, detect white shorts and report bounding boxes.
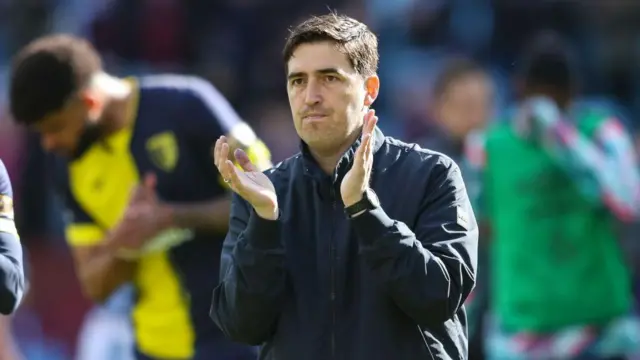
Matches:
[75,307,134,360]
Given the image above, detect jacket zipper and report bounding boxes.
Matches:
[329,186,337,359]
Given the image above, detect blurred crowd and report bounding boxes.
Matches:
[0,0,639,359]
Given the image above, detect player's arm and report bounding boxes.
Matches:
[167,78,272,233]
[524,100,640,222]
[63,191,136,303]
[0,161,25,315]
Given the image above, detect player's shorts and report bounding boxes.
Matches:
[76,306,135,360]
[484,313,640,360]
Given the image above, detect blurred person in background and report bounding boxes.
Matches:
[8,34,271,360]
[423,57,494,162]
[472,32,640,360]
[426,58,495,360]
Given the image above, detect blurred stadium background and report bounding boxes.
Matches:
[0,1,639,359]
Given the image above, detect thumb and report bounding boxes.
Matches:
[234,149,258,172]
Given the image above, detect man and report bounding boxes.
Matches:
[9,35,270,360]
[421,58,494,159]
[472,33,640,360]
[210,13,478,360]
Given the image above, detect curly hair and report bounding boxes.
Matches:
[9,34,102,125]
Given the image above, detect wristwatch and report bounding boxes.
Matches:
[345,189,380,218]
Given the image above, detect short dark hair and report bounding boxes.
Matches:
[9,34,102,125]
[283,13,379,76]
[432,58,486,97]
[518,31,575,92]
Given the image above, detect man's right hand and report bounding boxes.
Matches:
[214,136,278,220]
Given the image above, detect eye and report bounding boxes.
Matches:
[325,75,338,82]
[290,78,304,86]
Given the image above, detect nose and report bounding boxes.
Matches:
[304,79,322,106]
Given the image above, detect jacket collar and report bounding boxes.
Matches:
[301,126,385,183]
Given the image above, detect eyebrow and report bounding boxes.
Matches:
[287,68,343,80]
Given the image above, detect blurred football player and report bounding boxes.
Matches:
[9,35,270,360]
[475,32,640,360]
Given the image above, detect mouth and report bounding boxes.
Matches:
[302,114,328,121]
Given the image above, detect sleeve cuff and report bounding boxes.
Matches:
[349,206,395,246]
[244,209,282,249]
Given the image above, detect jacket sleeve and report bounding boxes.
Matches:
[351,158,478,325]
[0,161,25,315]
[210,193,287,345]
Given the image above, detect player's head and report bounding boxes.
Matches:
[283,13,379,153]
[431,58,494,139]
[9,34,104,156]
[517,31,576,109]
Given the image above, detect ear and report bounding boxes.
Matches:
[363,75,380,107]
[79,90,105,119]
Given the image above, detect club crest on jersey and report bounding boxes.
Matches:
[146,132,179,172]
[0,195,14,219]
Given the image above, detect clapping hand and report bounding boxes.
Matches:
[214,136,278,220]
[341,110,378,207]
[108,173,172,253]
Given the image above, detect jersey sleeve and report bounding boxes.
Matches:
[181,77,272,175]
[0,160,25,314]
[181,77,250,146]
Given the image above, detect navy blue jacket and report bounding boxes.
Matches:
[211,128,478,360]
[0,160,25,315]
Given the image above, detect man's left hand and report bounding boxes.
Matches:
[341,110,378,207]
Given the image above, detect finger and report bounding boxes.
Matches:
[363,109,375,132]
[212,138,221,169]
[214,136,228,169]
[143,173,156,190]
[368,114,378,133]
[234,148,258,172]
[220,141,230,171]
[220,158,235,184]
[366,131,375,167]
[365,131,374,161]
[225,160,244,192]
[354,133,371,169]
[222,158,242,187]
[365,112,377,136]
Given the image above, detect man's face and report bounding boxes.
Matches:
[31,97,92,157]
[435,74,494,139]
[286,41,378,153]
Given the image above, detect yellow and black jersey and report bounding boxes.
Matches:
[59,75,269,359]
